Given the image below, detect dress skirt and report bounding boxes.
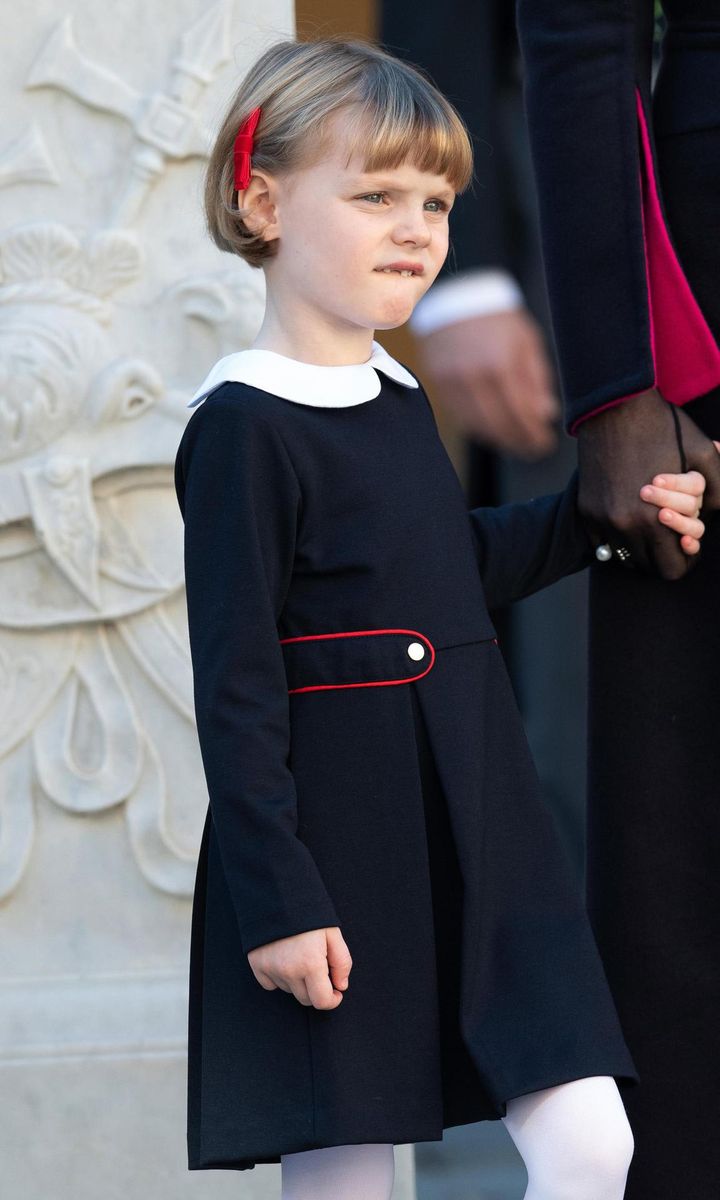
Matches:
[186,635,638,1170]
[410,684,501,1128]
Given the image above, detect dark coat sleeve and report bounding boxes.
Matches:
[515,0,720,433]
[468,471,595,610]
[174,393,341,955]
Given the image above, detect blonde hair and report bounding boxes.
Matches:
[204,36,475,268]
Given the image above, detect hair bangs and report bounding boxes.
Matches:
[336,74,474,195]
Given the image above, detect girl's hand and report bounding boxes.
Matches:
[639,446,720,556]
[247,925,352,1010]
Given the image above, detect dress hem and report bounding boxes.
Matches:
[189,1062,639,1171]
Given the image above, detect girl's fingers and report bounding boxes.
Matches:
[254,970,278,991]
[641,484,703,515]
[647,470,706,496]
[291,978,313,1007]
[658,508,705,539]
[681,534,701,556]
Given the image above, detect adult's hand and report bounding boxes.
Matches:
[414,309,560,459]
[577,387,720,580]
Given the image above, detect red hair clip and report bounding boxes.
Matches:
[233,106,262,191]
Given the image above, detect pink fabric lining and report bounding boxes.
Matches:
[634,87,720,402]
[571,87,720,434]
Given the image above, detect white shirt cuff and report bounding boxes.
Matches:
[409,269,525,337]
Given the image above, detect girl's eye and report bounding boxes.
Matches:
[357,192,450,213]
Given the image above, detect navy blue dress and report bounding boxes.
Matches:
[174,352,638,1171]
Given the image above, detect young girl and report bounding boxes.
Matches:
[174,37,710,1200]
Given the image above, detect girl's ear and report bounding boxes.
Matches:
[237,170,280,243]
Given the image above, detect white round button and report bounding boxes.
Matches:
[407,641,426,661]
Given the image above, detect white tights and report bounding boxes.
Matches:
[280,1075,633,1200]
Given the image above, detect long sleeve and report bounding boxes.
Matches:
[175,394,340,955]
[515,0,720,433]
[468,471,595,610]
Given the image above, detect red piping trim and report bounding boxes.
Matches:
[279,627,436,694]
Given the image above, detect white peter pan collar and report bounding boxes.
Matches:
[187,339,419,409]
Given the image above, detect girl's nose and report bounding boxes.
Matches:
[391,210,432,247]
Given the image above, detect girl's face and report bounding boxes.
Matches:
[254,110,455,337]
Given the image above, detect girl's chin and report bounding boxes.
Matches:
[373,316,413,331]
[372,298,417,327]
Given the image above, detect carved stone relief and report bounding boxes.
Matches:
[0,5,416,1195]
[0,4,267,903]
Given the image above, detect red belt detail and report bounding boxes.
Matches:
[279,627,436,694]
